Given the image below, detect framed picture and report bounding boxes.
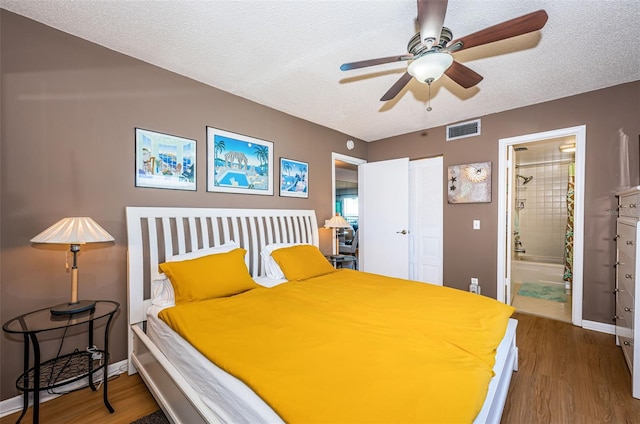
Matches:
[135,128,196,191]
[447,161,492,203]
[279,158,308,198]
[207,127,273,195]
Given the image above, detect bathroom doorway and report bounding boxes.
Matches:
[497,126,586,326]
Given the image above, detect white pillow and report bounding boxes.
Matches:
[151,274,175,307]
[167,240,237,262]
[260,242,309,279]
[253,275,287,288]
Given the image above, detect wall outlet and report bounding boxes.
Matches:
[470,278,480,294]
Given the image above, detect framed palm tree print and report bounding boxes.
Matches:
[279,158,308,198]
[206,127,274,195]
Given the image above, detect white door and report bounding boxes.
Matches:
[359,158,410,279]
[409,157,443,285]
[504,145,514,304]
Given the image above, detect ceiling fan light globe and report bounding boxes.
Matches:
[407,53,453,84]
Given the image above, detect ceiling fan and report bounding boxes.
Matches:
[340,0,548,102]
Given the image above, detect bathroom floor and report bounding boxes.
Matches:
[511,282,572,323]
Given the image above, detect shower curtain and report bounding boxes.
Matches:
[563,163,575,288]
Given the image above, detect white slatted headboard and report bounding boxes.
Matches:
[126,207,319,328]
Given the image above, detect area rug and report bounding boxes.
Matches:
[131,410,169,424]
[517,282,567,303]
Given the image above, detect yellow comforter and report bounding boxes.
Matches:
[159,270,514,423]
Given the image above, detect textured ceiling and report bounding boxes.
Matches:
[2,0,639,142]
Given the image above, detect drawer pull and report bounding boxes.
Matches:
[627,240,635,246]
[615,234,621,240]
[630,204,637,209]
[613,288,620,294]
[614,316,619,321]
[625,307,632,312]
[626,273,634,279]
[623,340,632,346]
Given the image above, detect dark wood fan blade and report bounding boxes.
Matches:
[445,61,483,88]
[417,0,448,47]
[340,55,413,71]
[380,72,413,101]
[447,10,548,52]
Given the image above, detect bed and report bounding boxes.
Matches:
[126,206,518,423]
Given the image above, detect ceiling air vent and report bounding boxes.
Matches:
[446,119,481,141]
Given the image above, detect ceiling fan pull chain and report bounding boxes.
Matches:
[426,81,433,112]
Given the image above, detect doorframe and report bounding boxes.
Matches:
[332,153,366,254]
[497,125,586,326]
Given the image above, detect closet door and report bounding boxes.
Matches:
[359,158,409,279]
[409,157,443,285]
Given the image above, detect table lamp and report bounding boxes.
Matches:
[325,213,352,257]
[31,217,114,315]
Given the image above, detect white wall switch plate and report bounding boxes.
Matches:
[473,220,480,230]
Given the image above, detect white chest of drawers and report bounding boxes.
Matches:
[616,186,640,399]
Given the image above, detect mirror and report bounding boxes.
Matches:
[332,153,365,259]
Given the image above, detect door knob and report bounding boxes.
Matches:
[396,230,408,235]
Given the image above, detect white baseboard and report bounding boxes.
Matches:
[0,359,128,418]
[582,320,616,335]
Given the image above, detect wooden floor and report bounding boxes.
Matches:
[0,372,159,424]
[501,313,640,423]
[2,312,639,423]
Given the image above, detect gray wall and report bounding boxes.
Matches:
[0,11,366,400]
[368,81,640,323]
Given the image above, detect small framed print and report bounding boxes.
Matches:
[135,128,196,191]
[207,127,273,195]
[279,158,308,198]
[447,161,492,203]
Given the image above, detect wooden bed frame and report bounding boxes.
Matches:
[126,206,518,424]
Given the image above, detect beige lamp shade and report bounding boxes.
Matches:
[325,214,352,256]
[325,214,351,229]
[31,217,114,244]
[31,217,114,315]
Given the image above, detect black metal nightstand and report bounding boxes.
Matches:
[3,300,119,423]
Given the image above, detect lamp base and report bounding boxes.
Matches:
[50,300,96,316]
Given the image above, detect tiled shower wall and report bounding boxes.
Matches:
[516,161,571,260]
